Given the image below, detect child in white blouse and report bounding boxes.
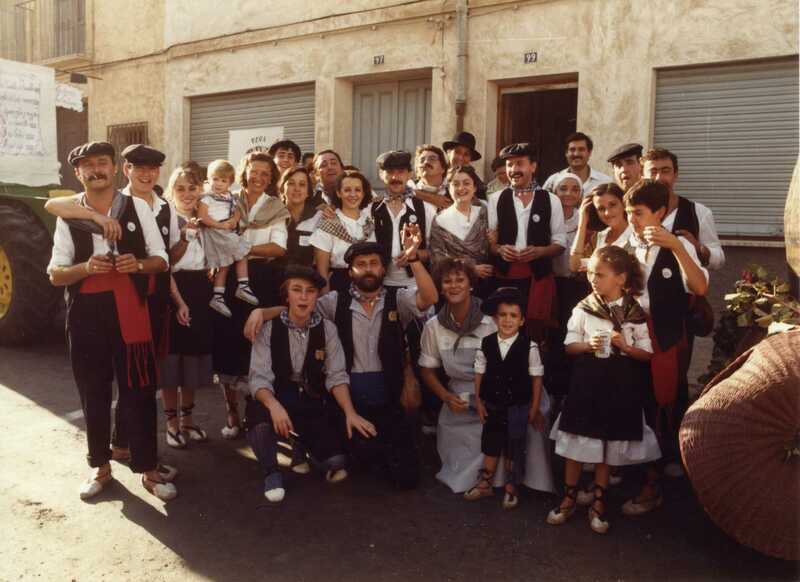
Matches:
[547,246,659,534]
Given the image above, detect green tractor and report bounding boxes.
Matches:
[0,184,68,344]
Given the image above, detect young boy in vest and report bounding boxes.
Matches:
[246,265,375,502]
[466,287,545,510]
[488,143,567,342]
[621,179,709,515]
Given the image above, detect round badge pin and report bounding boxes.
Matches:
[408,215,418,224]
[161,226,169,236]
[127,222,137,232]
[662,267,673,279]
[531,213,541,223]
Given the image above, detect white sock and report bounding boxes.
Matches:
[213,287,225,295]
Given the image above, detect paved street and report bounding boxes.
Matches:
[0,331,796,582]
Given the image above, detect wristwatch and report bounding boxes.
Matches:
[137,261,144,272]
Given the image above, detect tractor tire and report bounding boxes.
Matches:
[0,201,61,344]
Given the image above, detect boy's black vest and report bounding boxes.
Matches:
[65,194,148,309]
[269,317,326,400]
[479,332,532,406]
[494,187,552,279]
[335,287,404,404]
[152,197,172,300]
[648,196,699,351]
[372,197,428,277]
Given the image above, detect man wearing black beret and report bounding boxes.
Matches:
[47,141,177,501]
[487,143,567,341]
[607,142,643,192]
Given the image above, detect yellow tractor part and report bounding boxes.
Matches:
[0,244,11,319]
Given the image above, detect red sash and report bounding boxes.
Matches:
[500,262,557,325]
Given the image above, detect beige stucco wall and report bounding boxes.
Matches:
[84,0,798,180]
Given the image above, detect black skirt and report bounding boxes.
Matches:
[558,353,650,441]
[170,270,213,355]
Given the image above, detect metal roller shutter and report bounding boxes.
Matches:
[654,59,798,238]
[190,84,315,166]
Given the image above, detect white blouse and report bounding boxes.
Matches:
[553,211,580,277]
[564,297,653,353]
[241,193,288,250]
[433,204,481,241]
[308,208,375,269]
[172,227,206,272]
[596,224,633,249]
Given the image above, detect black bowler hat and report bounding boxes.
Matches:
[442,131,482,161]
[67,141,116,167]
[283,264,326,290]
[607,142,643,164]
[268,139,301,162]
[498,143,535,161]
[121,144,166,166]
[376,150,412,171]
[481,286,524,316]
[344,241,389,267]
[490,156,505,172]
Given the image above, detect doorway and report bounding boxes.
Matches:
[497,85,577,185]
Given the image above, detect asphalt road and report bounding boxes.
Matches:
[0,332,796,582]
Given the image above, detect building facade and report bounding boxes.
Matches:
[3,0,798,240]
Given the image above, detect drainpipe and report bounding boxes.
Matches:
[455,0,467,132]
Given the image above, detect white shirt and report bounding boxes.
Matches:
[662,199,725,271]
[47,194,168,274]
[553,211,580,277]
[596,224,633,249]
[241,193,288,250]
[473,333,545,377]
[172,227,205,272]
[631,234,709,314]
[564,296,653,353]
[123,186,180,251]
[543,166,612,195]
[433,204,481,241]
[295,211,322,249]
[487,189,568,250]
[375,197,436,288]
[309,208,375,269]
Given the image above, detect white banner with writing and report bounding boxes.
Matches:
[227,126,283,167]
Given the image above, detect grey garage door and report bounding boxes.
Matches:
[190,84,315,166]
[654,59,798,238]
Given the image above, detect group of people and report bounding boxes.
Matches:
[47,128,724,535]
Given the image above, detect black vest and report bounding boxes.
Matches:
[65,195,148,309]
[269,317,327,400]
[672,196,700,239]
[495,188,553,279]
[648,245,689,351]
[479,332,532,406]
[278,203,317,269]
[372,197,428,277]
[153,197,172,300]
[335,288,404,403]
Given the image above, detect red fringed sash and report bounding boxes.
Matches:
[500,262,557,325]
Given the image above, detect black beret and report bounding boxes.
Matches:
[344,241,389,266]
[121,144,165,166]
[607,142,643,164]
[376,150,412,171]
[282,264,326,290]
[498,143,535,161]
[268,139,301,161]
[481,286,524,316]
[67,141,116,167]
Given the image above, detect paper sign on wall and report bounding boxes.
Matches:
[228,127,283,166]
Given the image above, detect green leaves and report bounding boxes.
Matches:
[726,264,799,329]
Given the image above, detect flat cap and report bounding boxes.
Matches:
[282,264,326,290]
[498,143,535,161]
[376,150,412,171]
[268,139,301,161]
[121,144,165,166]
[607,142,643,164]
[481,286,524,316]
[344,241,389,266]
[67,141,116,167]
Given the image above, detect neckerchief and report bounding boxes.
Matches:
[280,310,322,338]
[318,211,375,244]
[415,180,447,196]
[237,191,291,231]
[577,292,647,331]
[349,284,386,308]
[436,296,484,352]
[512,181,537,197]
[384,187,415,204]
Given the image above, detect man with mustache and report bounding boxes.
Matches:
[543,132,611,195]
[607,142,644,191]
[47,141,178,501]
[488,143,567,342]
[245,239,439,489]
[372,150,437,288]
[410,144,451,210]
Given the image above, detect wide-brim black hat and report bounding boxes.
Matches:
[283,264,326,290]
[268,139,302,161]
[481,286,524,316]
[344,241,389,266]
[68,141,116,167]
[121,144,165,166]
[607,142,643,164]
[442,131,482,161]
